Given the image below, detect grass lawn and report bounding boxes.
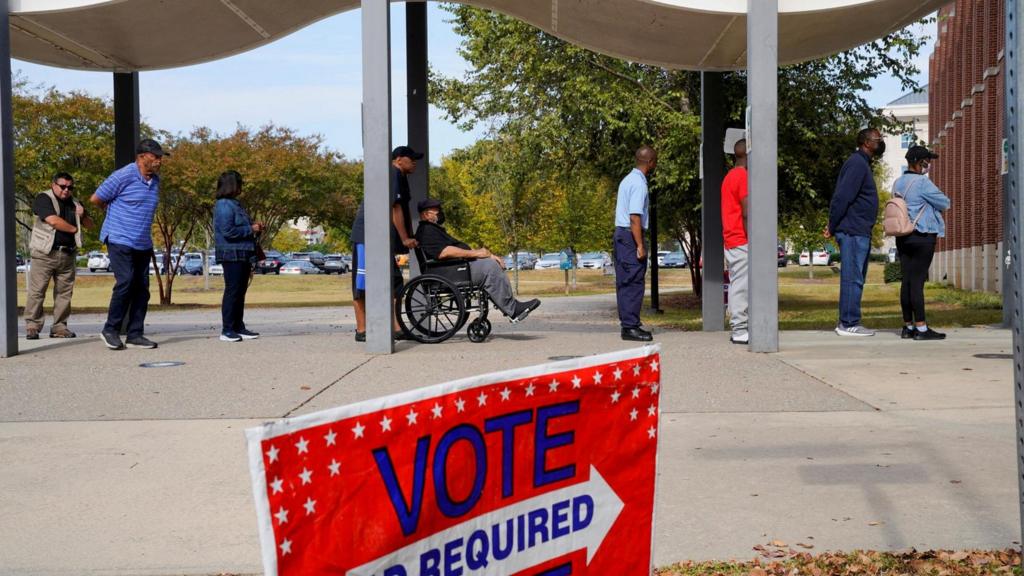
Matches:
[15,266,1002,332]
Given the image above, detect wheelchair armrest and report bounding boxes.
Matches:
[423,257,474,269]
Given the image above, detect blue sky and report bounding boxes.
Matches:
[13,5,932,165]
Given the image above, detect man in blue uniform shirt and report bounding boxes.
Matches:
[614,146,656,342]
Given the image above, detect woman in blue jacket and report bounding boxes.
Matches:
[892,146,950,341]
[213,170,264,342]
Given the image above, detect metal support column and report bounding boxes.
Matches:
[1004,0,1024,556]
[0,0,16,358]
[701,72,726,331]
[746,0,779,352]
[406,0,429,277]
[648,192,662,312]
[113,72,140,168]
[362,0,394,354]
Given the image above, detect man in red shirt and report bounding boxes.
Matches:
[721,138,749,344]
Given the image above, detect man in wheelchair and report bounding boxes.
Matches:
[415,198,541,323]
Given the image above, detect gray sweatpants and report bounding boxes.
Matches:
[724,244,749,338]
[469,258,516,316]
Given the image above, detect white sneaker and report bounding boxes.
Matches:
[730,332,749,344]
[835,324,875,337]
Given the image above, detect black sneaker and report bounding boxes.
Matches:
[913,328,946,341]
[355,331,366,342]
[511,299,541,323]
[101,331,124,350]
[900,326,915,339]
[125,336,158,349]
[621,327,653,342]
[236,328,260,340]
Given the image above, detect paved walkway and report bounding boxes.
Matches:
[0,295,1018,575]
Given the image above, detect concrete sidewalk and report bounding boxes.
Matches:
[0,295,1018,575]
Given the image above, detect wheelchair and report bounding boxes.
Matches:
[396,249,493,344]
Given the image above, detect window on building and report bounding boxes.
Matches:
[901,133,915,149]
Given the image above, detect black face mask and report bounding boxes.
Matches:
[874,140,886,158]
[435,210,446,226]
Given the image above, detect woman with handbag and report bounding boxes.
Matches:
[213,170,264,342]
[892,145,951,341]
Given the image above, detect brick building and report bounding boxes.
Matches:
[928,0,1005,292]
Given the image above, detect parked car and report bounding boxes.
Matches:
[534,252,562,270]
[181,252,204,275]
[777,245,788,268]
[256,250,287,275]
[799,248,832,266]
[661,251,687,268]
[322,254,350,274]
[289,251,326,270]
[16,261,29,273]
[87,251,110,272]
[888,247,898,263]
[504,251,538,270]
[208,256,223,276]
[656,250,671,266]
[280,260,321,275]
[15,253,24,267]
[578,251,611,269]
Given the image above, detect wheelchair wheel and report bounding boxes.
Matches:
[467,318,491,343]
[398,275,467,343]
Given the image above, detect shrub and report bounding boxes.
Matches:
[884,261,902,283]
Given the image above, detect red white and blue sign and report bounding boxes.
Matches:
[246,345,661,575]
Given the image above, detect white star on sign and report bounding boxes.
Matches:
[328,459,341,476]
[266,445,279,463]
[304,497,317,516]
[632,386,641,399]
[630,408,638,421]
[455,398,466,412]
[352,421,365,439]
[549,380,559,392]
[648,426,657,439]
[592,372,603,385]
[380,415,392,431]
[299,468,313,485]
[611,390,621,403]
[477,391,488,407]
[270,477,283,494]
[275,507,289,525]
[571,375,582,389]
[525,383,536,397]
[324,429,337,446]
[406,409,419,425]
[651,383,660,394]
[279,538,292,555]
[633,364,641,376]
[613,367,623,381]
[648,404,657,417]
[295,437,309,454]
[431,403,443,419]
[500,387,511,401]
[650,359,660,372]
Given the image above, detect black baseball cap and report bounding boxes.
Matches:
[417,198,442,212]
[905,145,938,164]
[137,138,169,157]
[392,146,424,160]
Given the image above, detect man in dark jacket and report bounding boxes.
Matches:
[826,128,883,337]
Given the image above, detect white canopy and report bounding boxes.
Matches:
[9,0,945,72]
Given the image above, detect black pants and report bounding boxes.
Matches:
[613,227,647,329]
[896,232,937,323]
[104,242,152,338]
[222,260,251,333]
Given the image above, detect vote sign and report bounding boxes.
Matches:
[246,345,662,575]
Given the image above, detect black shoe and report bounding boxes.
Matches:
[25,328,39,340]
[355,331,366,342]
[913,328,946,341]
[621,327,653,342]
[101,331,124,350]
[236,328,259,340]
[394,331,409,341]
[900,326,915,339]
[511,299,541,323]
[126,336,158,349]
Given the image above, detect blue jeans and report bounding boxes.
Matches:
[104,242,152,338]
[835,232,870,328]
[221,260,251,333]
[613,227,647,329]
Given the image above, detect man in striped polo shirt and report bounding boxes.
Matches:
[90,139,168,350]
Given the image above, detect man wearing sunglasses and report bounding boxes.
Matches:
[24,172,93,340]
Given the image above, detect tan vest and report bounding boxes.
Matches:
[29,188,82,254]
